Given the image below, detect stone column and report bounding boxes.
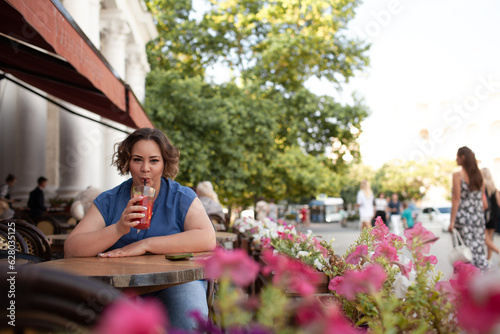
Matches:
[102,124,130,190]
[58,108,104,198]
[100,14,130,79]
[126,48,148,103]
[62,0,101,48]
[0,82,47,200]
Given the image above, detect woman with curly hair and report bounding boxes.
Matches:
[65,128,216,330]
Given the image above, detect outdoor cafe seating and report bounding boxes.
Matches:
[0,263,122,333]
[0,219,51,262]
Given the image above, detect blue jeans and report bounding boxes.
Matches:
[142,280,208,330]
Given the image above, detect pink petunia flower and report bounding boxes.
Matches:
[451,262,500,333]
[435,281,458,305]
[260,237,271,249]
[329,264,387,300]
[345,245,369,265]
[372,239,399,262]
[294,298,325,326]
[328,276,344,291]
[390,260,413,279]
[371,217,389,241]
[199,247,260,287]
[262,250,320,296]
[95,298,167,334]
[404,223,439,254]
[321,303,365,333]
[387,233,404,248]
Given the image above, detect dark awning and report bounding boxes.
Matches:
[0,0,154,129]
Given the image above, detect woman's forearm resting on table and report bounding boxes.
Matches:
[143,229,216,254]
[97,229,216,258]
[64,224,126,258]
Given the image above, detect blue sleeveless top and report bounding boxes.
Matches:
[94,177,197,250]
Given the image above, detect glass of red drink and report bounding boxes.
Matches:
[131,185,155,229]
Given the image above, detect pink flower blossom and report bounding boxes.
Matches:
[294,298,324,326]
[345,245,368,265]
[199,247,260,287]
[435,281,458,305]
[95,298,167,334]
[404,223,439,254]
[387,233,404,248]
[413,253,438,268]
[260,237,271,249]
[321,303,365,334]
[372,239,399,262]
[329,264,387,300]
[450,261,480,292]
[262,250,320,296]
[450,263,500,333]
[371,217,389,241]
[390,260,413,279]
[328,276,344,291]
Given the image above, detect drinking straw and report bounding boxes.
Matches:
[144,179,147,187]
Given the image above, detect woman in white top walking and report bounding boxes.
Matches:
[374,192,388,226]
[356,180,374,230]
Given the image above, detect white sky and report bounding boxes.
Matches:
[306,0,500,167]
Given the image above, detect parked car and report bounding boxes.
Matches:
[415,205,451,232]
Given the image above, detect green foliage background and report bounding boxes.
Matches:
[143,0,454,209]
[144,0,369,207]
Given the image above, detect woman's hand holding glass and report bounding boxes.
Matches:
[115,196,147,235]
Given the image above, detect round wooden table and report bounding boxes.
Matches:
[35,253,212,294]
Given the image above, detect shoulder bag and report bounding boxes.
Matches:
[449,228,472,265]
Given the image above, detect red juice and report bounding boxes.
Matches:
[134,195,154,229]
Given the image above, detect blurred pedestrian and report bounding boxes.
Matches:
[401,201,414,229]
[449,146,489,271]
[0,174,17,219]
[356,180,374,230]
[255,198,270,221]
[196,181,225,222]
[373,192,388,226]
[27,176,48,220]
[268,199,278,222]
[300,205,310,227]
[388,193,402,235]
[481,167,500,262]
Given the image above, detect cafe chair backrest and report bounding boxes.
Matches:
[12,213,35,226]
[0,222,29,253]
[208,214,227,231]
[0,219,52,261]
[35,215,62,235]
[67,216,78,226]
[0,264,123,333]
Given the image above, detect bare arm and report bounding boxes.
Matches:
[449,172,461,232]
[98,197,216,258]
[482,184,489,211]
[64,197,145,258]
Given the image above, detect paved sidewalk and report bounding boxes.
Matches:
[295,221,500,280]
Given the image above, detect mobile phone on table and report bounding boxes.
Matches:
[165,252,194,260]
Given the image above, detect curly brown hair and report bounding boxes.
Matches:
[112,128,180,179]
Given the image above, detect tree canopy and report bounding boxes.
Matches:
[144,0,370,206]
